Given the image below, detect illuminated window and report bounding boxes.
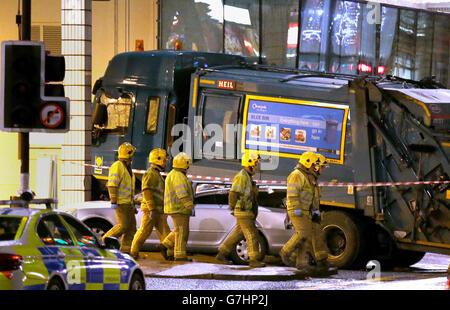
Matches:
[146,97,160,134]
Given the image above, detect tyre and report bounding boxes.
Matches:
[84,219,113,240]
[47,277,65,290]
[129,272,145,290]
[379,248,426,269]
[321,210,367,269]
[230,233,267,265]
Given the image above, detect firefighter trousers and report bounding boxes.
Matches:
[281,211,315,267]
[102,204,137,254]
[162,214,190,259]
[130,210,171,257]
[218,216,260,261]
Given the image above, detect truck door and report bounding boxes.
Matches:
[130,90,167,169]
[198,92,242,161]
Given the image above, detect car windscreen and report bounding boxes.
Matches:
[194,190,286,209]
[0,216,26,241]
[258,192,286,209]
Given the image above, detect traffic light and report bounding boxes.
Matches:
[1,41,69,132]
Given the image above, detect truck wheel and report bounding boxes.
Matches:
[321,210,366,269]
[394,249,426,268]
[230,233,267,265]
[379,248,426,269]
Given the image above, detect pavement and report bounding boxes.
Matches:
[137,251,317,281]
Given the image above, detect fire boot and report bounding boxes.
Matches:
[215,252,233,265]
[174,257,193,262]
[295,264,316,277]
[280,250,295,267]
[315,260,338,276]
[160,244,174,261]
[249,260,266,268]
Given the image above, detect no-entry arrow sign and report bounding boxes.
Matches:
[39,103,64,128]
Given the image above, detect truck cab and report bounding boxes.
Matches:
[90,50,246,197]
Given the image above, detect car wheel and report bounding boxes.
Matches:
[321,210,367,269]
[129,272,145,290]
[230,233,267,265]
[84,219,113,240]
[47,277,65,290]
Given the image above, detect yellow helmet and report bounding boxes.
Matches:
[172,152,192,170]
[241,151,261,168]
[315,154,328,171]
[149,148,167,166]
[299,151,319,169]
[118,142,136,160]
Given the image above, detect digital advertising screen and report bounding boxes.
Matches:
[242,95,349,164]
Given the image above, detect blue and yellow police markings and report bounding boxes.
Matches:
[13,245,50,289]
[113,251,138,290]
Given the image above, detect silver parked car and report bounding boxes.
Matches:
[62,185,294,264]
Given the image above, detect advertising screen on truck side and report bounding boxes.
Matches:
[242,95,349,164]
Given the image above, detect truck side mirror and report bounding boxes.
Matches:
[92,77,103,95]
[92,102,107,128]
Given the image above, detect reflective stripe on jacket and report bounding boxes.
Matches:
[286,168,316,212]
[231,169,257,218]
[107,160,135,205]
[141,167,165,212]
[164,169,194,215]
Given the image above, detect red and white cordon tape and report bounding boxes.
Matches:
[77,162,450,188]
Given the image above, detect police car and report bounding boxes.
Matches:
[0,206,145,290]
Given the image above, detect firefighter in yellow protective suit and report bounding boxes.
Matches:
[130,148,172,260]
[215,152,265,268]
[161,152,195,262]
[280,151,322,274]
[309,154,336,274]
[102,142,137,254]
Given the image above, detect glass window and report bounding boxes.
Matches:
[258,191,286,209]
[298,0,328,71]
[195,193,228,205]
[394,9,416,80]
[61,215,100,248]
[146,97,160,134]
[379,6,398,75]
[0,216,25,241]
[414,12,433,81]
[224,0,260,56]
[201,94,240,159]
[161,0,224,52]
[433,15,449,88]
[329,1,362,74]
[359,3,376,71]
[37,215,74,246]
[96,93,132,135]
[166,104,177,148]
[262,0,299,67]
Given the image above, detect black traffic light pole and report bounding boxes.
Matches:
[18,0,31,199]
